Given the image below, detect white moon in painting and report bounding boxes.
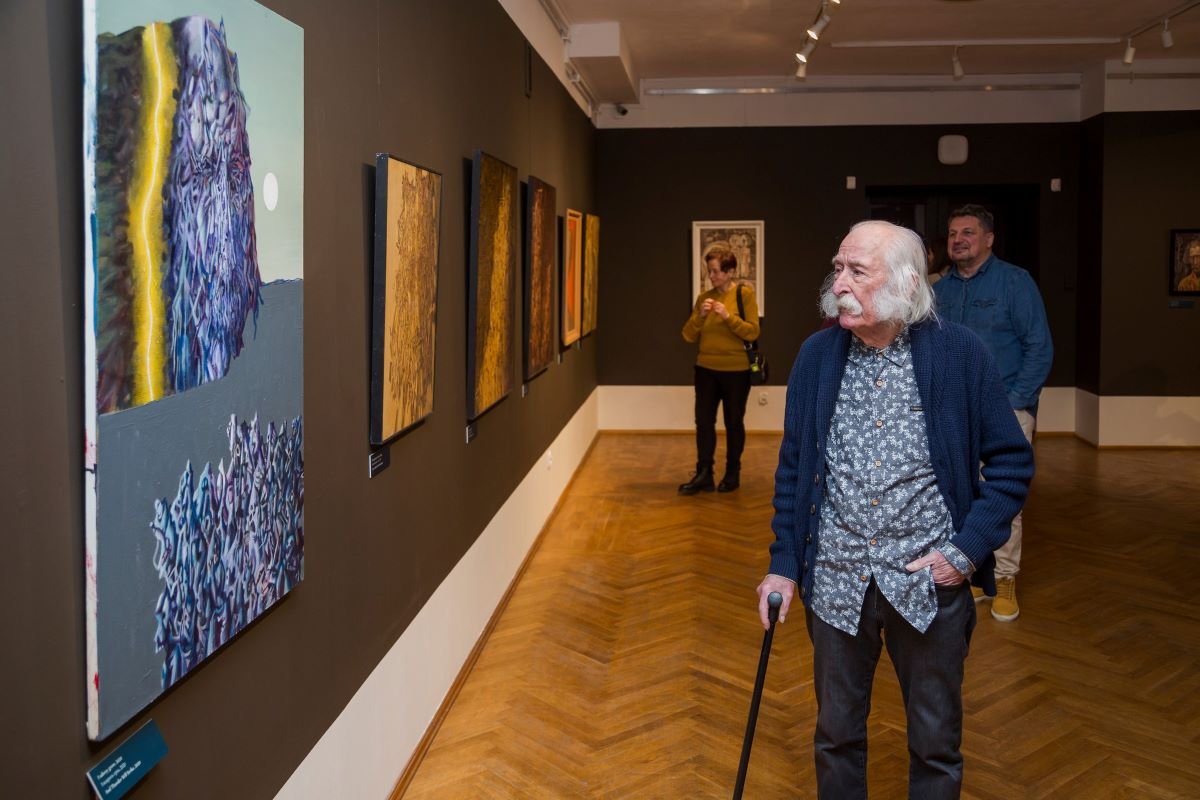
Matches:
[264,172,279,211]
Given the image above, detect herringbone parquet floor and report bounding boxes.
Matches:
[398,433,1200,799]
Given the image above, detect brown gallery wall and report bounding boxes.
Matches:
[1096,111,1200,397]
[0,0,595,798]
[595,124,1080,390]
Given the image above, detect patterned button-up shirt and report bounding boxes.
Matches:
[812,329,974,635]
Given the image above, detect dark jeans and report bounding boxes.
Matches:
[805,581,977,800]
[693,366,751,471]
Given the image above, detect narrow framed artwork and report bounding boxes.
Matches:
[691,220,765,315]
[562,209,583,347]
[1169,229,1200,296]
[582,213,600,337]
[83,0,304,740]
[467,150,517,420]
[524,176,557,381]
[370,154,442,445]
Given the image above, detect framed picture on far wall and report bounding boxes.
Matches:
[1170,229,1200,295]
[524,176,557,381]
[582,213,600,337]
[691,220,765,316]
[370,154,442,445]
[562,209,583,347]
[467,150,517,421]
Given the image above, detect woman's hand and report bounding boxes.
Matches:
[699,298,713,317]
[710,300,729,320]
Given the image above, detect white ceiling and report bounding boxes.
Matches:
[553,0,1200,87]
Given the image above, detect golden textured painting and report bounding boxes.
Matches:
[371,154,442,444]
[582,213,600,336]
[468,151,516,420]
[562,209,583,347]
[524,176,556,380]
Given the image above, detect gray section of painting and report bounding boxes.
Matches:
[95,279,303,737]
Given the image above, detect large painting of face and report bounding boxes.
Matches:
[83,0,304,741]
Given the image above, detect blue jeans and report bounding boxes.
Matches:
[805,581,976,799]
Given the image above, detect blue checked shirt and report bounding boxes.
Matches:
[812,329,974,635]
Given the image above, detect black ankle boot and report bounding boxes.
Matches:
[717,469,740,493]
[678,465,715,495]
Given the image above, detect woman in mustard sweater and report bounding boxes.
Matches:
[679,248,760,494]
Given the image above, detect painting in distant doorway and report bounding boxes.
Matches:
[582,213,600,337]
[562,209,583,347]
[467,150,516,420]
[1169,229,1200,295]
[691,220,765,315]
[524,176,556,381]
[83,0,304,741]
[370,154,442,444]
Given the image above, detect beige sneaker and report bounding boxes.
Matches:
[971,586,986,603]
[991,577,1019,621]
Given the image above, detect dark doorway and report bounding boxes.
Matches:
[866,184,1042,283]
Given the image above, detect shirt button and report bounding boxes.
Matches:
[875,419,883,428]
[806,535,813,543]
[810,504,816,514]
[875,379,884,388]
[859,575,869,582]
[870,498,880,507]
[869,538,878,545]
[814,474,821,484]
[874,459,882,467]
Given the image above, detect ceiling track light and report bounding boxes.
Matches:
[1123,38,1136,65]
[1162,19,1174,48]
[796,39,817,63]
[808,12,832,40]
[952,46,964,80]
[795,61,808,79]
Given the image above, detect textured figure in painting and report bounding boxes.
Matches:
[150,414,304,688]
[95,17,261,412]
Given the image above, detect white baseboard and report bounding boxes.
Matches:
[1074,389,1200,446]
[597,384,787,431]
[274,390,599,800]
[595,385,1197,446]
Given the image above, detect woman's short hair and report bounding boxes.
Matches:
[705,248,738,274]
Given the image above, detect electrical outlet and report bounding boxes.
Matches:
[758,391,769,406]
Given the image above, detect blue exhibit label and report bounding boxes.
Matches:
[86,720,167,799]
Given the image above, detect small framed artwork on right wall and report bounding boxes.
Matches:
[1170,229,1200,295]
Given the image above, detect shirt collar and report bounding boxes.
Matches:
[953,252,996,281]
[848,326,911,363]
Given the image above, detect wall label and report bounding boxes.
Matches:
[86,720,167,799]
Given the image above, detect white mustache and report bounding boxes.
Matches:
[836,294,863,315]
[821,289,863,318]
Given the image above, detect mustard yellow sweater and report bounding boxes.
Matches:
[681,283,761,371]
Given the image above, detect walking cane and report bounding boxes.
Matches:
[732,591,783,800]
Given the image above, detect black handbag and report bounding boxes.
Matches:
[736,285,768,385]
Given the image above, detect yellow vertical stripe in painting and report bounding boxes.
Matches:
[128,23,177,406]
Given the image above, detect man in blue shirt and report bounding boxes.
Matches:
[934,204,1052,621]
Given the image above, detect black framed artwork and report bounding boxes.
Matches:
[1170,229,1200,296]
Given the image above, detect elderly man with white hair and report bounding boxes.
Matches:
[756,221,1034,799]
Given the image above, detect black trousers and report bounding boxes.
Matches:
[693,366,751,472]
[805,581,977,800]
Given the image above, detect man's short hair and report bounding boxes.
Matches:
[949,203,994,234]
[705,248,738,274]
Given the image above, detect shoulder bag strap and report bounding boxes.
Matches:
[735,284,758,355]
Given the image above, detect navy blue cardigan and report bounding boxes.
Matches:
[768,319,1035,600]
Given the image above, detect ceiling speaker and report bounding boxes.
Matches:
[938,134,968,165]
